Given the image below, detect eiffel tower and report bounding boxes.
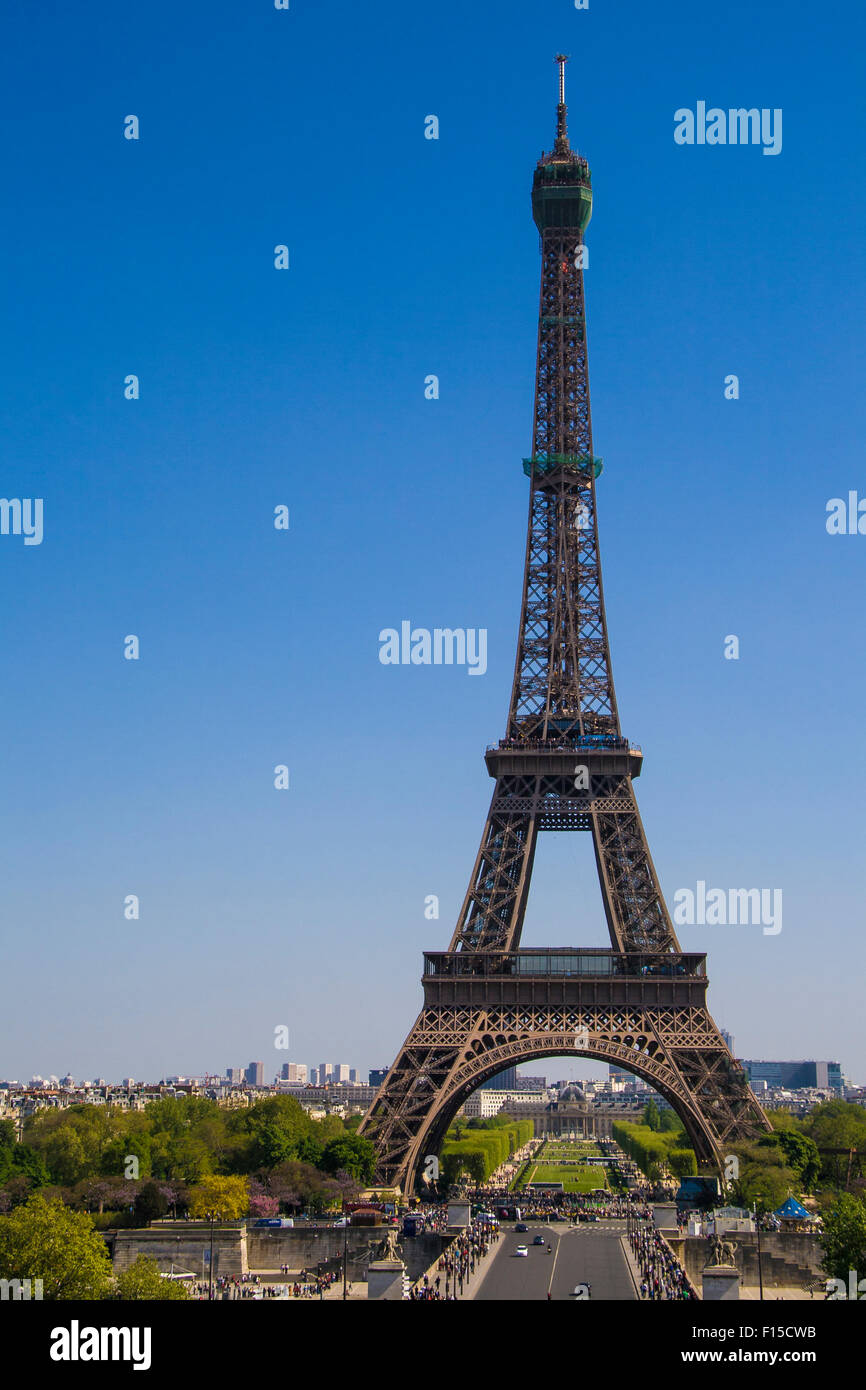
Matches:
[360,56,770,1191]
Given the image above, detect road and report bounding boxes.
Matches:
[473,1221,637,1301]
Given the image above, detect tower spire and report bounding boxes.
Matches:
[554,52,570,154]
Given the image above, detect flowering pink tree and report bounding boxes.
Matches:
[248,1182,280,1219]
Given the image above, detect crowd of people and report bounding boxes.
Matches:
[627,1212,694,1300]
[407,1214,501,1301]
[190,1268,341,1300]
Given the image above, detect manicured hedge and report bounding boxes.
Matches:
[441,1120,533,1181]
[612,1121,695,1178]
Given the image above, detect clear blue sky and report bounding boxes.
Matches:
[1,1,864,1086]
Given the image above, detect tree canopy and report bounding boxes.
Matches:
[0,1192,113,1299]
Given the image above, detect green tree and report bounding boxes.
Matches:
[668,1148,698,1179]
[240,1096,313,1170]
[658,1110,682,1134]
[296,1135,324,1169]
[818,1193,866,1283]
[731,1142,797,1213]
[315,1114,346,1143]
[759,1131,820,1192]
[0,1192,113,1299]
[440,1152,464,1188]
[42,1128,90,1186]
[100,1131,152,1182]
[26,1106,118,1179]
[466,1152,486,1186]
[163,1134,212,1184]
[803,1102,866,1188]
[320,1135,376,1184]
[134,1181,169,1225]
[115,1254,190,1301]
[643,1100,661,1132]
[9,1144,50,1189]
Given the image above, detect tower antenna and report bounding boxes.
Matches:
[554,53,570,153]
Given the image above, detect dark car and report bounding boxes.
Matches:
[533,1234,545,1246]
[515,1222,528,1233]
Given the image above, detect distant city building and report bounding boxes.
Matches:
[227,1068,244,1084]
[369,1068,388,1088]
[743,1060,843,1093]
[464,1090,507,1118]
[293,1084,376,1110]
[334,1064,351,1084]
[516,1075,546,1091]
[485,1067,518,1091]
[480,1066,518,1091]
[245,1061,264,1087]
[720,1029,735,1055]
[349,1068,358,1084]
[280,1062,308,1083]
[318,1063,333,1086]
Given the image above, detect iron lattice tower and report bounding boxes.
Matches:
[360,58,770,1190]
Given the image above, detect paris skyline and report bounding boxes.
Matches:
[1,1,864,1087]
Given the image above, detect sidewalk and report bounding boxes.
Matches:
[408,1230,503,1302]
[619,1236,643,1299]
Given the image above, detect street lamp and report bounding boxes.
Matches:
[208,1211,216,1301]
[753,1204,764,1301]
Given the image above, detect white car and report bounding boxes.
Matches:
[514,1245,529,1257]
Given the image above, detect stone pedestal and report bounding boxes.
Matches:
[367,1260,406,1301]
[447,1200,472,1229]
[702,1265,740,1300]
[652,1202,678,1235]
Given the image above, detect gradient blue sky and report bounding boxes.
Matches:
[1,2,864,1086]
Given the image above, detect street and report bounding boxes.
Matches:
[473,1221,637,1301]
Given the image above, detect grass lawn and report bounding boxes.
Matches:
[541,1143,601,1160]
[519,1163,607,1193]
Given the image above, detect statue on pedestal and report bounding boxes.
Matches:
[706,1233,737,1268]
[369,1228,403,1264]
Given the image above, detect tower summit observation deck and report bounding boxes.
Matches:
[531,55,593,235]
